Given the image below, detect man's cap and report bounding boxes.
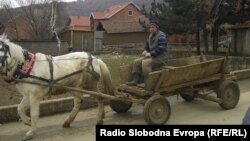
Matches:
[150,20,160,29]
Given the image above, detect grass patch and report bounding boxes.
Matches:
[98,55,138,86]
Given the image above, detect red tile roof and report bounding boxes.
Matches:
[91,1,140,20]
[68,1,148,33]
[69,16,90,31]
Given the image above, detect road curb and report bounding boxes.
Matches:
[0,97,98,123]
[232,69,250,80]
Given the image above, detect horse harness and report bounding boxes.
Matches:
[0,42,100,81]
[1,48,100,91]
[0,41,11,73]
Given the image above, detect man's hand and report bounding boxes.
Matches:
[142,50,147,56]
[145,52,151,57]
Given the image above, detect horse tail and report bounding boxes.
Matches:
[98,59,114,95]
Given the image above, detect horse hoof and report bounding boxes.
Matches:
[24,121,31,126]
[20,118,31,126]
[22,135,33,141]
[62,122,70,128]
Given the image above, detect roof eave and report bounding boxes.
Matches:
[107,1,141,19]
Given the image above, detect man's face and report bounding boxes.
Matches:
[149,25,158,34]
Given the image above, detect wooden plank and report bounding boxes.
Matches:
[158,73,222,93]
[167,56,200,66]
[195,94,222,103]
[160,58,225,88]
[15,79,116,100]
[154,69,167,91]
[118,84,153,97]
[145,70,161,91]
[161,66,176,69]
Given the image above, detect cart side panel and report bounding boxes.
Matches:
[167,56,201,67]
[145,58,225,91]
[160,58,225,88]
[145,70,162,90]
[119,55,208,84]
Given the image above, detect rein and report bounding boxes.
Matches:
[0,41,11,74]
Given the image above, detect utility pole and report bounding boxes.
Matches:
[210,0,224,55]
[196,0,201,55]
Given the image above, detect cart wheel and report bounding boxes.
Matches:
[143,95,171,124]
[180,92,195,101]
[110,99,133,113]
[217,80,240,109]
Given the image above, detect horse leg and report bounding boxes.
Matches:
[22,95,41,141]
[86,79,105,125]
[17,96,31,126]
[63,96,82,128]
[97,98,105,125]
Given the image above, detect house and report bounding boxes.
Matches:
[59,16,94,52]
[229,22,250,56]
[60,1,149,52]
[90,1,149,45]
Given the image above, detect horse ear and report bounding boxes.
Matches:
[1,33,8,41]
[0,23,5,35]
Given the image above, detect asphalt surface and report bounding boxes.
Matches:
[1,79,250,141]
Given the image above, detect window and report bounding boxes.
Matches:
[128,10,133,16]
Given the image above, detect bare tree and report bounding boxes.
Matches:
[50,1,61,54]
[13,0,64,40]
[0,1,19,38]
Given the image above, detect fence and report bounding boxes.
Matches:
[14,40,70,56]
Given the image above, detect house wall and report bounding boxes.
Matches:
[59,30,94,52]
[91,4,143,31]
[110,4,141,20]
[103,32,148,45]
[59,30,71,46]
[90,3,148,46]
[72,31,94,52]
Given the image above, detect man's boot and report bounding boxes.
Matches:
[137,75,148,87]
[126,73,140,86]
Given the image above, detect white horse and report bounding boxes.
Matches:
[0,35,113,140]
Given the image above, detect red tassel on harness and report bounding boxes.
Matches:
[22,52,36,75]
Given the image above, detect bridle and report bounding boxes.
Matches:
[0,41,11,73]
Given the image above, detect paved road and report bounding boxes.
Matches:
[1,79,250,141]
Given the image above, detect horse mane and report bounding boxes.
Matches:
[0,34,25,63]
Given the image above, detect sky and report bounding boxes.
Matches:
[62,0,77,2]
[1,0,80,8]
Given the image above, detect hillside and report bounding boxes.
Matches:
[62,0,163,16]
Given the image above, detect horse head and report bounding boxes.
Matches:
[0,35,12,72]
[0,35,25,73]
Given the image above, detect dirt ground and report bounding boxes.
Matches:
[0,79,21,106]
[1,79,250,141]
[0,79,74,106]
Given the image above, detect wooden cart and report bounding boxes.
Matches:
[110,55,240,124]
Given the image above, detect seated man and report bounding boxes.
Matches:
[126,21,168,86]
